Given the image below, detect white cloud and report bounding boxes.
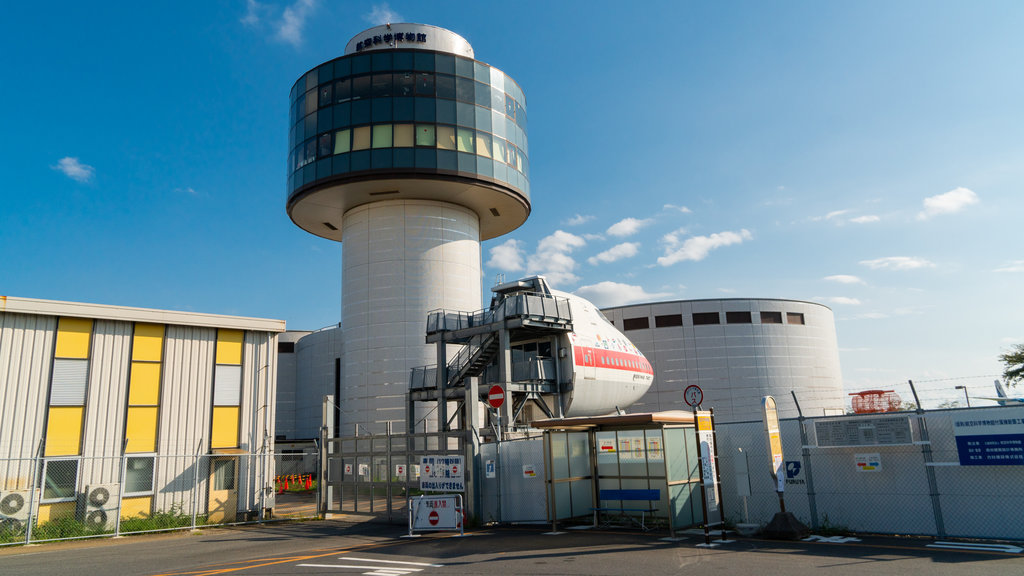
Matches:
[174,186,199,196]
[850,215,880,224]
[565,214,593,226]
[575,281,672,308]
[824,275,865,284]
[607,217,652,238]
[277,0,316,47]
[364,3,402,25]
[51,157,94,183]
[917,187,979,220]
[487,239,525,272]
[657,229,752,266]
[240,0,264,26]
[825,209,849,220]
[994,260,1024,273]
[525,231,586,287]
[662,204,692,214]
[859,256,935,270]
[817,296,862,305]
[588,242,640,266]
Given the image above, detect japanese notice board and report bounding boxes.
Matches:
[954,412,1024,466]
[419,455,465,491]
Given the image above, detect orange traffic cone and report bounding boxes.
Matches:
[305,475,312,490]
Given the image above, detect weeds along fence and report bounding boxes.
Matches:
[0,451,291,546]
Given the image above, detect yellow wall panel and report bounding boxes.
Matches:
[44,406,84,456]
[125,407,159,453]
[36,501,76,523]
[55,317,93,359]
[211,406,239,448]
[120,496,153,519]
[132,323,164,362]
[128,361,161,405]
[215,329,244,365]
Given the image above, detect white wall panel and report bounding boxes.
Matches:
[0,312,55,488]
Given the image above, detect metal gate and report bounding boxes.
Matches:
[478,435,547,523]
[324,431,464,524]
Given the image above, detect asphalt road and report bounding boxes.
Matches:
[2,518,1022,576]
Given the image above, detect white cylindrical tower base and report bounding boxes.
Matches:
[341,200,481,435]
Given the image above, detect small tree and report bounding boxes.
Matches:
[1000,343,1024,387]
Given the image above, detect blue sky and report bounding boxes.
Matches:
[2,1,1021,408]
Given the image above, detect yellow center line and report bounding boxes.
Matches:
[149,539,412,576]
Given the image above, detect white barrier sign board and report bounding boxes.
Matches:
[410,495,461,532]
[420,455,465,492]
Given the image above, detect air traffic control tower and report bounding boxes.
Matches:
[286,24,530,434]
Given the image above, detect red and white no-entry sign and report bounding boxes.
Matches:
[488,385,505,408]
[428,510,440,526]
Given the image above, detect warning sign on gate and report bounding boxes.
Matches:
[410,495,461,532]
[419,455,465,492]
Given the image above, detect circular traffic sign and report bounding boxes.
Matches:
[684,385,703,407]
[428,510,439,526]
[488,385,505,408]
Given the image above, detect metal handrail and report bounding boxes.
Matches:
[426,292,573,333]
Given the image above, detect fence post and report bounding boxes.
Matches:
[115,438,128,536]
[791,391,818,530]
[26,438,44,545]
[191,439,202,530]
[908,380,946,537]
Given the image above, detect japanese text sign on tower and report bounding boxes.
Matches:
[763,396,784,492]
[419,455,465,492]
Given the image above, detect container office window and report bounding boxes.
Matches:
[655,314,683,328]
[622,317,650,331]
[278,341,295,354]
[126,323,165,454]
[692,312,720,325]
[787,313,806,325]
[726,311,752,324]
[124,456,155,495]
[41,458,79,502]
[760,311,783,324]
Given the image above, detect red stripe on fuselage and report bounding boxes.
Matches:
[573,345,653,375]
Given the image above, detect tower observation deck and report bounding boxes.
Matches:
[286,24,531,434]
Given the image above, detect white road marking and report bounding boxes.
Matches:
[927,542,1022,554]
[298,555,446,573]
[343,557,444,567]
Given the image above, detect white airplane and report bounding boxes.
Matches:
[555,288,654,415]
[972,380,1024,406]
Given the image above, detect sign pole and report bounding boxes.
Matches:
[694,406,711,547]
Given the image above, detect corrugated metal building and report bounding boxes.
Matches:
[0,296,284,525]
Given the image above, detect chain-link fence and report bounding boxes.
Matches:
[0,451,282,546]
[715,404,1024,540]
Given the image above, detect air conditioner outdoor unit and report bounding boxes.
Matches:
[0,489,38,532]
[79,484,120,531]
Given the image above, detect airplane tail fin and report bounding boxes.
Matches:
[996,379,1008,398]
